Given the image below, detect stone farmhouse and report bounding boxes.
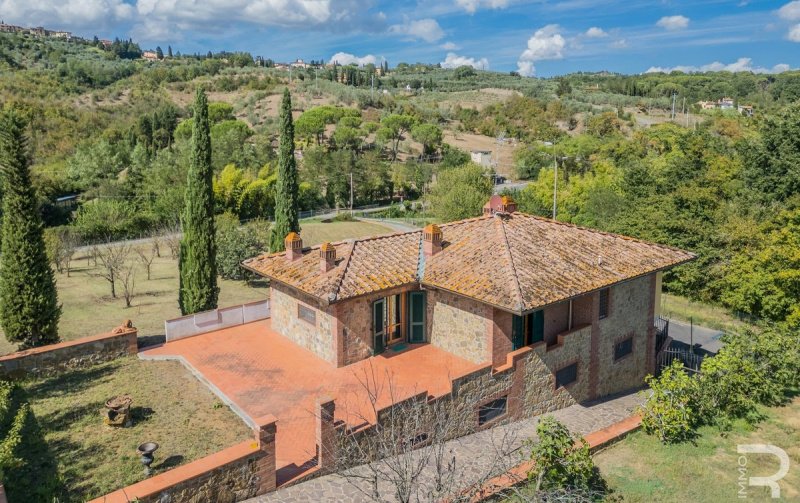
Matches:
[243,195,695,409]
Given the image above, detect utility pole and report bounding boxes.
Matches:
[349,172,354,213]
[671,92,677,120]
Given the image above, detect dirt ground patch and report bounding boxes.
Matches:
[443,129,523,178]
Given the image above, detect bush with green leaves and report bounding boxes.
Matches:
[638,360,700,443]
[526,416,604,496]
[697,328,800,427]
[426,162,493,222]
[215,213,269,281]
[0,381,28,481]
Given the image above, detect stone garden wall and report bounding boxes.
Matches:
[0,321,138,379]
[89,415,278,503]
[316,325,593,473]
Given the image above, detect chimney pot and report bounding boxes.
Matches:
[285,232,302,262]
[320,242,336,272]
[423,224,443,257]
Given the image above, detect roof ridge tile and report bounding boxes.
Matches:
[494,216,525,313]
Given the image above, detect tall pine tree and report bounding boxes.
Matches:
[179,88,218,314]
[0,110,60,348]
[269,88,300,252]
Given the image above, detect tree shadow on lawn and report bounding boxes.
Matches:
[23,362,117,400]
[3,387,70,503]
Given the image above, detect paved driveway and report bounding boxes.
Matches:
[140,320,479,482]
[668,319,724,354]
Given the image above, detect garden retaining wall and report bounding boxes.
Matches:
[0,321,138,379]
[164,300,270,342]
[89,415,278,503]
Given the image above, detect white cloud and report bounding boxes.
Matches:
[645,58,794,74]
[128,0,380,42]
[516,24,566,77]
[611,39,628,48]
[584,27,607,38]
[440,52,488,69]
[329,52,377,66]
[0,0,132,29]
[455,0,509,14]
[389,18,444,42]
[789,23,800,41]
[656,15,690,31]
[440,41,460,50]
[778,1,800,21]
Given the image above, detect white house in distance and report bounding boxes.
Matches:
[471,150,492,167]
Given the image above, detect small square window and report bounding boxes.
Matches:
[599,288,610,319]
[478,396,507,425]
[298,304,316,325]
[555,363,578,389]
[614,337,633,361]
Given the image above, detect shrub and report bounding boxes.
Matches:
[526,416,604,494]
[638,360,699,443]
[0,381,28,481]
[215,213,268,281]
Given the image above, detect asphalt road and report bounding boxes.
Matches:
[667,319,725,355]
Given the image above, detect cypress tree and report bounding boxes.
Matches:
[269,88,300,252]
[0,110,60,348]
[178,88,218,315]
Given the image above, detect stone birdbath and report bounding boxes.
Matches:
[137,442,159,476]
[104,394,132,427]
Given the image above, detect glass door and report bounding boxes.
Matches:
[373,298,385,354]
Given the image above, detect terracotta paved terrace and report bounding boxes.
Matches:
[141,320,479,482]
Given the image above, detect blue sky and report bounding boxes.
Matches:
[2,1,799,76]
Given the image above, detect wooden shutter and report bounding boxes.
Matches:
[373,298,385,355]
[530,310,544,344]
[408,291,426,343]
[512,314,524,350]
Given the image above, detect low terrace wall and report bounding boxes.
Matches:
[89,415,278,503]
[0,321,138,379]
[165,300,270,342]
[313,326,593,475]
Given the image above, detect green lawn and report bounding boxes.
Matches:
[661,293,756,334]
[0,220,393,355]
[594,398,800,502]
[5,357,253,502]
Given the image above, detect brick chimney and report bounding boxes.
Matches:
[483,195,517,216]
[423,224,443,257]
[285,232,302,262]
[320,242,336,272]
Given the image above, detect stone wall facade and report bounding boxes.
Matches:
[427,288,492,364]
[0,322,138,379]
[270,282,337,364]
[595,275,654,398]
[90,416,277,503]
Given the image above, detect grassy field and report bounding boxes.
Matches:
[595,398,800,502]
[661,293,756,333]
[5,357,253,502]
[0,219,393,355]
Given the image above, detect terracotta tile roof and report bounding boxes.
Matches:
[243,213,695,312]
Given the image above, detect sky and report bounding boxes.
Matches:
[1,0,799,76]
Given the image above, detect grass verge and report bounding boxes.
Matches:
[661,293,756,334]
[594,398,799,502]
[4,357,252,502]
